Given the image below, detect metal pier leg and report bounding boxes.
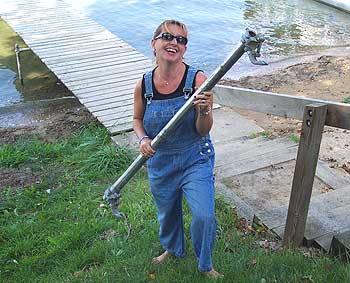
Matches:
[14,43,31,86]
[14,43,23,85]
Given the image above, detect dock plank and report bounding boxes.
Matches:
[83,94,134,107]
[49,53,144,71]
[43,47,136,64]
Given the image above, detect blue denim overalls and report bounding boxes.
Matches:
[143,66,216,272]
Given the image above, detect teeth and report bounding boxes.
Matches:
[166,48,177,53]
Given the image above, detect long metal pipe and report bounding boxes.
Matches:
[104,29,267,217]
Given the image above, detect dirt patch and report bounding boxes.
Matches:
[0,167,41,193]
[223,55,350,101]
[0,98,98,144]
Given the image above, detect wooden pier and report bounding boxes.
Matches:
[0,0,152,134]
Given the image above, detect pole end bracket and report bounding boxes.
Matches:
[103,186,124,218]
[242,29,268,65]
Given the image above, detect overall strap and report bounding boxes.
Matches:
[183,66,198,99]
[144,70,153,104]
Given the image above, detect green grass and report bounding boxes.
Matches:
[249,131,273,139]
[342,96,350,104]
[0,124,349,283]
[289,134,300,144]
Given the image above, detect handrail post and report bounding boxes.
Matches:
[283,103,328,247]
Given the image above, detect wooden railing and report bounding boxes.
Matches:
[213,85,350,247]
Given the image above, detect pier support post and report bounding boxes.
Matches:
[14,43,30,86]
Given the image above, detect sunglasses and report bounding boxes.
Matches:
[154,32,188,45]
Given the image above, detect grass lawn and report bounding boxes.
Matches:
[0,124,349,283]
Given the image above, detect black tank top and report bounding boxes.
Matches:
[141,63,200,105]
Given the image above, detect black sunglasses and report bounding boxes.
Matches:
[154,32,188,45]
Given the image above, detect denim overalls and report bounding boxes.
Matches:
[143,66,216,272]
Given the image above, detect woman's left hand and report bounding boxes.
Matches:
[192,91,213,115]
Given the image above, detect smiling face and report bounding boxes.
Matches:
[151,22,187,64]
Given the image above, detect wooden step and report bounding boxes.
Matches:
[254,185,350,252]
[316,160,350,190]
[330,227,350,257]
[215,137,298,179]
[215,136,297,164]
[211,107,264,145]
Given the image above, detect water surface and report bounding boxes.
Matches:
[0,67,21,107]
[69,0,350,77]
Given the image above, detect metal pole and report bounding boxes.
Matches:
[14,43,31,86]
[104,29,267,217]
[14,44,23,85]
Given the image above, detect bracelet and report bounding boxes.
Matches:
[138,135,149,144]
[199,106,211,116]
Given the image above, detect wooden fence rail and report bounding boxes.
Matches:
[214,85,350,130]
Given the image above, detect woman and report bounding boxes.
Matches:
[133,20,222,278]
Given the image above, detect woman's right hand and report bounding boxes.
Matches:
[139,137,156,158]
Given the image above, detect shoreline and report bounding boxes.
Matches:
[225,45,350,80]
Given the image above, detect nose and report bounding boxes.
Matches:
[170,37,178,44]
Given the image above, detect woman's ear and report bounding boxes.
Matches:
[151,39,156,56]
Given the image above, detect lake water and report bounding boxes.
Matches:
[0,67,21,107]
[70,0,350,76]
[2,0,350,106]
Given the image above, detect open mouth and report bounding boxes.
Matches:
[165,48,177,54]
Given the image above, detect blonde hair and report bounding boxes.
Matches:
[153,19,188,39]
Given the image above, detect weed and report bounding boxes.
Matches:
[249,132,258,139]
[249,131,273,139]
[342,96,350,104]
[290,133,300,143]
[261,130,273,138]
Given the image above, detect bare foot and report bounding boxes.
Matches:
[204,268,224,279]
[152,251,171,264]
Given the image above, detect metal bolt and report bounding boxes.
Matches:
[306,119,311,127]
[308,110,313,117]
